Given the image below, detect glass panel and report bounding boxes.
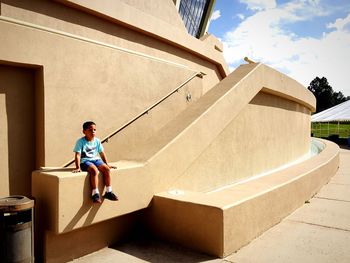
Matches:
[178,0,210,38]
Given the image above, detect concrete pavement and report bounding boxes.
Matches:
[70,146,350,263]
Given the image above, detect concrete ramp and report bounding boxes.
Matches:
[33,62,316,233]
[146,139,339,257]
[32,62,336,260]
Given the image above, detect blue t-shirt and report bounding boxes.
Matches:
[73,137,104,164]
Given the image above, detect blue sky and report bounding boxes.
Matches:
[208,0,350,96]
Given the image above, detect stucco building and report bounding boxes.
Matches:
[0,0,339,262]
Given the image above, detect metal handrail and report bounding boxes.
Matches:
[63,71,205,167]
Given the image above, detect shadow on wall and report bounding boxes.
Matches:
[63,174,103,232]
[251,91,310,114]
[0,63,42,197]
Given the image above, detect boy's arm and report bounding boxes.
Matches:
[72,152,81,173]
[100,152,117,169]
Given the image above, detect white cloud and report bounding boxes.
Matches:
[237,13,245,20]
[308,0,320,6]
[211,10,221,21]
[239,0,276,11]
[327,13,350,31]
[222,1,350,96]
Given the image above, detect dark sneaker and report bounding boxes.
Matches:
[103,191,118,201]
[91,193,102,203]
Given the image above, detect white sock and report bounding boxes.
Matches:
[106,186,112,193]
[92,189,99,196]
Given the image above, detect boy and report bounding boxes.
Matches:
[72,121,118,203]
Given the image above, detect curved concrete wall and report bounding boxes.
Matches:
[175,92,311,192]
[141,63,315,193]
[148,139,339,257]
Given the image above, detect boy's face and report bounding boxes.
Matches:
[83,124,96,141]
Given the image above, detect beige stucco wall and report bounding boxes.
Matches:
[31,61,316,231]
[44,212,139,263]
[0,65,37,197]
[0,93,9,196]
[52,0,229,76]
[117,0,187,30]
[103,76,204,162]
[32,138,338,262]
[147,139,339,258]
[174,92,311,192]
[0,0,226,171]
[1,0,226,82]
[139,63,315,194]
[0,1,329,262]
[30,62,318,261]
[0,19,193,167]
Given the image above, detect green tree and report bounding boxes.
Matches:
[332,90,348,106]
[308,77,348,113]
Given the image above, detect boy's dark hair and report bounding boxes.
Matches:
[83,121,96,130]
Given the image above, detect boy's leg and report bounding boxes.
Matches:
[86,164,102,203]
[97,163,118,201]
[97,164,111,187]
[87,164,100,190]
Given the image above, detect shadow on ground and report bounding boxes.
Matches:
[111,233,220,263]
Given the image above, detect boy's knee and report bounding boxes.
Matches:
[99,164,110,173]
[88,165,99,175]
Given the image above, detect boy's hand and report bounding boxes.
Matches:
[72,168,81,173]
[109,165,117,169]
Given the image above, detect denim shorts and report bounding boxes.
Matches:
[80,159,104,171]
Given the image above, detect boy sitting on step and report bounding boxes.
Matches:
[72,121,118,203]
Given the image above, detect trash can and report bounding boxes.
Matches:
[0,196,34,263]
